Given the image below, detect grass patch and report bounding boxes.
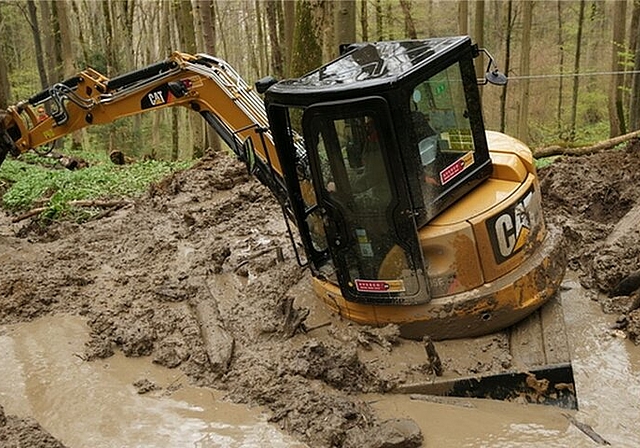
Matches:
[0,152,192,222]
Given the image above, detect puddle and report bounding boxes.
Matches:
[370,272,640,447]
[1,272,639,447]
[0,315,306,448]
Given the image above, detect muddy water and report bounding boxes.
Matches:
[0,316,306,448]
[1,272,639,447]
[370,272,640,447]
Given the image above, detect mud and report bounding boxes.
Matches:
[1,140,640,446]
[0,404,66,448]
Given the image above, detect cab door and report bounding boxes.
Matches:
[302,97,430,304]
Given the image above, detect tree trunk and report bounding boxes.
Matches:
[53,2,63,80]
[360,0,368,41]
[70,0,89,66]
[291,0,323,78]
[26,0,49,91]
[175,0,204,159]
[56,1,74,78]
[198,0,216,55]
[499,0,513,133]
[283,0,296,75]
[556,0,564,135]
[474,0,485,95]
[399,0,417,39]
[243,1,260,77]
[57,0,84,151]
[196,0,221,153]
[39,1,55,88]
[569,0,586,141]
[102,0,116,76]
[609,0,627,137]
[320,2,335,61]
[516,0,533,143]
[458,0,468,35]
[0,6,10,109]
[266,0,284,77]
[335,0,357,46]
[375,0,383,40]
[255,0,268,76]
[102,0,117,154]
[630,1,640,131]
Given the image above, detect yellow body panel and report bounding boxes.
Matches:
[314,131,566,340]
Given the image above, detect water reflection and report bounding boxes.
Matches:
[0,316,305,448]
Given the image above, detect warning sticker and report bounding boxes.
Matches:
[355,279,406,293]
[439,152,475,185]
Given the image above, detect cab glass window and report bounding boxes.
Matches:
[409,63,476,207]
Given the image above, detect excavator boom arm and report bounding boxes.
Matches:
[0,52,290,203]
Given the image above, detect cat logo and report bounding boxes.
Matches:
[147,91,165,106]
[141,85,171,109]
[487,186,540,264]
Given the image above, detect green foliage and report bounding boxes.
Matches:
[0,153,192,222]
[534,156,560,170]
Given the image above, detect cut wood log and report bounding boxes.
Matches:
[191,281,235,377]
[534,130,640,158]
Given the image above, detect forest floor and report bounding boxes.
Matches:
[1,141,640,447]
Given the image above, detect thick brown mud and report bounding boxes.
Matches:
[2,142,640,447]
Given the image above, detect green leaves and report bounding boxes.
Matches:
[0,152,192,222]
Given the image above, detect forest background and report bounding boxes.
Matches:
[0,0,639,162]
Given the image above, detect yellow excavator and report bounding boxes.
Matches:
[0,36,574,407]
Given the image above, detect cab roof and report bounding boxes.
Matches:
[266,36,473,104]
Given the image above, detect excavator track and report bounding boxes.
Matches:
[395,295,577,409]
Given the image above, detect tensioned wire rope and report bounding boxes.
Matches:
[503,69,640,80]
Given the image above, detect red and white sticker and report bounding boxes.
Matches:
[355,279,406,293]
[439,152,474,185]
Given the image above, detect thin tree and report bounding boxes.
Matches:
[283,0,295,75]
[556,0,564,135]
[627,0,640,118]
[516,0,533,142]
[198,0,216,54]
[243,2,261,78]
[25,1,49,91]
[375,0,383,40]
[569,0,586,141]
[474,0,485,94]
[360,0,368,41]
[321,2,336,61]
[0,6,10,109]
[196,0,221,153]
[266,0,284,77]
[175,0,204,159]
[609,0,627,137]
[630,0,640,131]
[399,0,417,39]
[70,1,89,66]
[499,0,514,133]
[458,0,468,35]
[255,0,268,76]
[57,0,83,151]
[44,1,62,83]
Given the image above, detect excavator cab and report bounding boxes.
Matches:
[265,37,492,305]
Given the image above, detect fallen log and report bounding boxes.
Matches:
[534,129,640,158]
[190,281,235,377]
